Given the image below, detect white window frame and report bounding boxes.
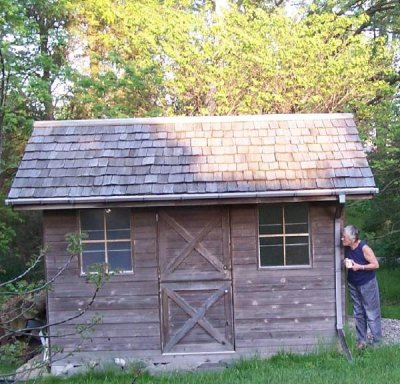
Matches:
[79,208,133,275]
[258,203,311,269]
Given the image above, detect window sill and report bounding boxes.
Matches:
[258,264,312,270]
[80,271,134,277]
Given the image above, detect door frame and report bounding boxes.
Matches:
[156,207,235,354]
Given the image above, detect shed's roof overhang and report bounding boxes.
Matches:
[6,187,378,210]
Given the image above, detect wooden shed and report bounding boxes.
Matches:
[7,114,377,372]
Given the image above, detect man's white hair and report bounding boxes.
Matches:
[343,225,360,241]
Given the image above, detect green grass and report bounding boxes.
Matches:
[29,345,400,384]
[377,266,400,319]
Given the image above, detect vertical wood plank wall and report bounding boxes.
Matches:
[44,202,338,367]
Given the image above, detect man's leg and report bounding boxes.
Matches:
[360,277,382,345]
[348,282,368,347]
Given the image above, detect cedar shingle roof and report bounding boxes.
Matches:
[6,114,377,207]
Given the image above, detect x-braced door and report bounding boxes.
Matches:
[158,207,234,354]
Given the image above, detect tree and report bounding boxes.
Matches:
[164,10,395,115]
[0,0,72,289]
[67,1,396,118]
[305,0,400,37]
[0,0,71,169]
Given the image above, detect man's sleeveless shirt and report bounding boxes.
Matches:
[345,240,375,286]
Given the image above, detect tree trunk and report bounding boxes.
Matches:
[0,47,7,168]
[39,18,54,121]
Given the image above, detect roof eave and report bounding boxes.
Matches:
[6,187,379,210]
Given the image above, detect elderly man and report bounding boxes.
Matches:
[342,225,382,349]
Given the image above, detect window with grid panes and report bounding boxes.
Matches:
[258,203,310,267]
[79,208,133,274]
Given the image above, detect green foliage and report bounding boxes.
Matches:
[377,267,400,319]
[69,2,395,117]
[0,203,42,283]
[0,0,72,285]
[86,263,110,289]
[68,55,163,118]
[65,232,87,256]
[0,340,28,365]
[0,0,71,143]
[0,202,18,262]
[3,279,43,295]
[346,101,400,262]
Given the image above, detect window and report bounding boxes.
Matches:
[258,203,310,268]
[79,208,133,274]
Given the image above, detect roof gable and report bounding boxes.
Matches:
[7,114,377,207]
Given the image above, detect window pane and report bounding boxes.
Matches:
[82,243,105,273]
[83,243,105,252]
[260,245,284,267]
[108,241,131,251]
[108,242,132,271]
[80,210,104,240]
[259,205,283,235]
[286,236,309,246]
[286,244,309,265]
[260,237,283,266]
[106,209,131,240]
[107,229,131,240]
[260,237,282,247]
[285,204,308,234]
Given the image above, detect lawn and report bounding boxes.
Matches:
[24,344,400,384]
[377,267,400,319]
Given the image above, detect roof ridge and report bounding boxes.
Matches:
[34,113,354,128]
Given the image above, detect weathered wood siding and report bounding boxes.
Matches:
[44,209,161,358]
[231,203,337,355]
[44,202,339,368]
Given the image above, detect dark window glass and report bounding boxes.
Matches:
[82,243,105,273]
[259,204,310,267]
[106,209,131,240]
[286,236,309,246]
[80,210,105,240]
[108,241,133,271]
[80,209,132,274]
[259,205,283,235]
[286,244,309,265]
[285,204,308,234]
[260,244,284,267]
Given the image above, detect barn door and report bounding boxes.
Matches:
[158,207,234,354]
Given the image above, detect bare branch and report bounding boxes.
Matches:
[379,177,400,193]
